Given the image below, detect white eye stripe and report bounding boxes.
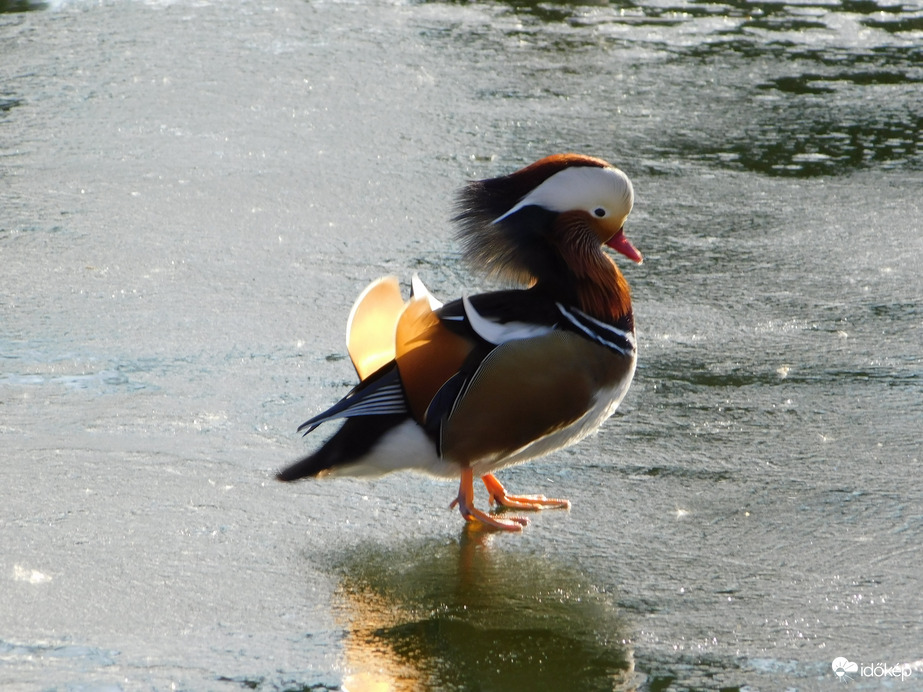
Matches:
[493,166,633,224]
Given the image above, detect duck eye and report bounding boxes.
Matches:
[593,207,607,218]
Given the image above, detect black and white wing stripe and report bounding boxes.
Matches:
[555,303,636,357]
[297,366,408,435]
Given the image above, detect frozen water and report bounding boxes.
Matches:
[1,0,921,689]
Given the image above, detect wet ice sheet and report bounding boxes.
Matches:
[2,0,922,689]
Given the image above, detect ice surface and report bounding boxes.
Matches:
[1,0,921,689]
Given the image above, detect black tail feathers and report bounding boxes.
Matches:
[276,413,410,481]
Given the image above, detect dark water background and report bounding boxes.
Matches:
[1,0,921,689]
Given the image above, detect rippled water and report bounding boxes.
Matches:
[1,0,921,689]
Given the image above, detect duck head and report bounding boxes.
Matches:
[454,153,641,320]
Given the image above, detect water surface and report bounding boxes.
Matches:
[1,0,921,689]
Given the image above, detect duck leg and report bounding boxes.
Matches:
[450,468,528,531]
[481,473,571,511]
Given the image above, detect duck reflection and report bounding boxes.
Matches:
[334,528,635,691]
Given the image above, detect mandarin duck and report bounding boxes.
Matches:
[277,153,642,531]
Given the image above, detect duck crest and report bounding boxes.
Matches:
[454,155,609,241]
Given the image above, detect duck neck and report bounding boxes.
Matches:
[551,226,633,326]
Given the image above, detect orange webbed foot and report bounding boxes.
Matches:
[452,469,528,532]
[481,473,571,511]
